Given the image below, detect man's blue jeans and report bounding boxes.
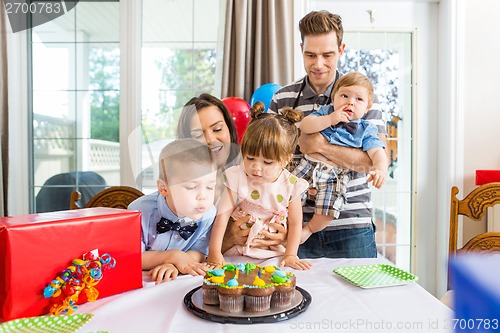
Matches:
[298,224,377,259]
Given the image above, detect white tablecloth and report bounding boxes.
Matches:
[77,256,453,333]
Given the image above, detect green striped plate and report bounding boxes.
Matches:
[0,314,94,333]
[334,264,418,288]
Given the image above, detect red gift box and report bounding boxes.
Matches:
[0,208,143,322]
[476,170,500,185]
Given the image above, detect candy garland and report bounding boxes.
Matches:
[43,251,116,315]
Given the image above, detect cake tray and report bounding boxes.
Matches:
[184,286,311,324]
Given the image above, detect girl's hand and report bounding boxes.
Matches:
[206,253,225,268]
[367,169,386,189]
[279,255,312,270]
[147,263,179,284]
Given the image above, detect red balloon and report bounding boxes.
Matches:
[222,97,251,144]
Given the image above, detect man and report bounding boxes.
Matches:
[268,10,388,258]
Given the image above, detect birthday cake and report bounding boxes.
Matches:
[202,263,296,312]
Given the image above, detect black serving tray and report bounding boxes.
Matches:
[183,286,311,324]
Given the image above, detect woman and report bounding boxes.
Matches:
[176,93,286,253]
[177,94,240,171]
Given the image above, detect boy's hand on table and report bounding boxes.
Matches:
[147,263,178,284]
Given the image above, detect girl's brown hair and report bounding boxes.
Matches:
[241,102,303,166]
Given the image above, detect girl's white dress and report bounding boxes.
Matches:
[223,164,308,259]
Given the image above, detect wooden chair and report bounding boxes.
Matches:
[70,186,144,210]
[36,171,106,213]
[443,183,500,307]
[449,183,500,256]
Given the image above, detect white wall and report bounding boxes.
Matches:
[462,0,500,238]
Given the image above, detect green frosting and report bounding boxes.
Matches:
[223,264,235,271]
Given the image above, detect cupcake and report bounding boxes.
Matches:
[244,286,275,312]
[270,287,295,308]
[201,263,297,312]
[270,271,296,308]
[217,288,244,312]
[202,267,226,305]
[201,285,219,305]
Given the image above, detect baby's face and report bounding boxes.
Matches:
[333,85,370,120]
[166,163,217,220]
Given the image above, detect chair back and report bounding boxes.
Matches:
[449,183,500,256]
[36,172,106,213]
[70,186,144,210]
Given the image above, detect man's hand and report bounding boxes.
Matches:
[299,132,375,172]
[251,222,288,247]
[298,132,327,155]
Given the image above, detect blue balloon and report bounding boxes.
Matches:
[250,83,282,112]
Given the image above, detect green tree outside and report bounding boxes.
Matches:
[88,47,216,143]
[89,47,120,142]
[142,48,217,142]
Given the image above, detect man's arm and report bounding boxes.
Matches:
[298,132,388,173]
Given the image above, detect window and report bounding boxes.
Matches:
[29,0,224,211]
[31,1,120,212]
[338,32,414,269]
[138,0,224,192]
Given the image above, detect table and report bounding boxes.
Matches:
[77,256,453,333]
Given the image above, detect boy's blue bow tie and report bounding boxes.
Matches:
[156,217,198,240]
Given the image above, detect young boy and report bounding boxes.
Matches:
[128,138,217,284]
[293,72,388,243]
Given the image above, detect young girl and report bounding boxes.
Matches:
[176,94,287,255]
[207,102,311,270]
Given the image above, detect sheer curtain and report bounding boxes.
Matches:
[0,4,8,217]
[221,0,294,101]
